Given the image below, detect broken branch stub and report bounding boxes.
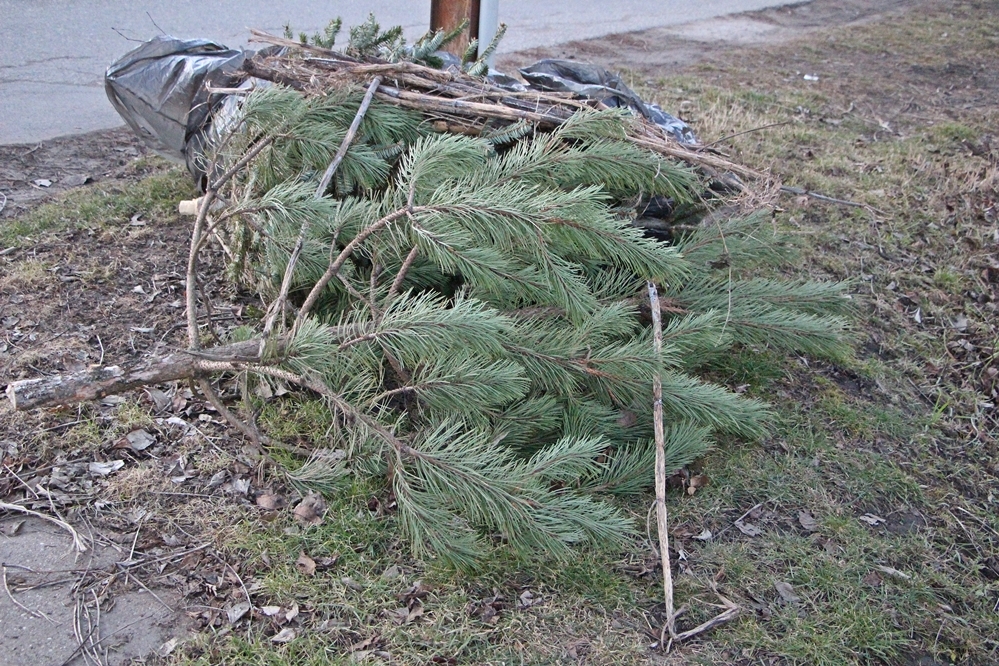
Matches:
[5,338,282,411]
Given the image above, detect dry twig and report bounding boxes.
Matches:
[648,281,677,641]
[649,282,742,649]
[2,564,57,623]
[0,502,88,552]
[259,75,384,349]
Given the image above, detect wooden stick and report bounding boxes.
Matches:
[258,75,384,350]
[292,206,415,333]
[316,76,384,197]
[647,281,676,640]
[778,185,877,211]
[671,596,740,642]
[186,189,216,349]
[242,45,761,181]
[375,85,571,126]
[6,338,284,411]
[186,135,275,350]
[0,502,88,553]
[387,245,421,302]
[3,565,57,623]
[649,283,740,650]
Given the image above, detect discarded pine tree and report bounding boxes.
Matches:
[8,24,852,567]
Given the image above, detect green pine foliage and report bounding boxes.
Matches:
[206,79,851,567]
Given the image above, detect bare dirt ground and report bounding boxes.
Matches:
[3,0,995,663]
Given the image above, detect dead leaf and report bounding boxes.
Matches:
[686,473,709,496]
[518,589,539,608]
[271,627,296,643]
[567,640,591,659]
[89,460,125,477]
[735,520,762,537]
[387,607,410,625]
[161,533,184,547]
[875,565,911,580]
[1,519,26,536]
[293,493,327,526]
[468,593,505,624]
[342,577,364,592]
[774,581,801,604]
[256,493,284,511]
[797,510,819,531]
[144,388,171,412]
[746,591,772,618]
[64,174,92,188]
[862,571,883,587]
[285,603,299,622]
[261,605,283,616]
[226,602,251,624]
[381,564,401,580]
[157,637,181,657]
[206,470,228,489]
[255,381,274,400]
[349,636,377,652]
[296,551,317,576]
[399,580,428,603]
[616,410,637,428]
[171,392,188,412]
[692,528,713,541]
[315,554,339,570]
[859,513,885,526]
[124,429,156,451]
[405,604,424,624]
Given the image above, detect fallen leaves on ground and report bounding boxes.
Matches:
[774,581,801,604]
[293,493,326,525]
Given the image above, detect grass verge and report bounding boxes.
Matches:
[3,3,998,665]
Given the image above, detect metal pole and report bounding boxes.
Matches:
[478,0,499,65]
[429,0,480,56]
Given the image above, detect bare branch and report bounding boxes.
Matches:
[648,281,676,640]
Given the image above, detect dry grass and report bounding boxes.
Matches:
[3,4,999,665]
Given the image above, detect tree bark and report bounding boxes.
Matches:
[6,338,280,411]
[430,0,479,56]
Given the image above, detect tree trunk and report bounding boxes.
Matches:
[430,0,480,56]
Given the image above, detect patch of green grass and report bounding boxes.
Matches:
[930,122,978,145]
[188,486,655,664]
[0,166,194,247]
[11,6,997,666]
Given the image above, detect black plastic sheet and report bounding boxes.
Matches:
[105,36,247,173]
[519,59,696,145]
[105,38,696,183]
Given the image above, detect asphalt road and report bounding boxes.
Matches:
[0,0,799,144]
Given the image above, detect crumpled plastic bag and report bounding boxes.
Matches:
[105,38,696,184]
[105,36,247,176]
[518,59,696,144]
